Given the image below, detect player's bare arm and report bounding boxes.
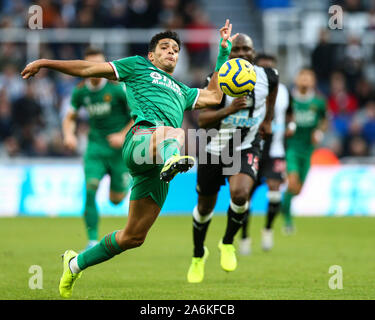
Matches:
[21,59,117,80]
[198,97,248,128]
[258,77,278,139]
[195,19,239,109]
[62,109,78,151]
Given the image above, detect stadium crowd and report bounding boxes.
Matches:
[0,0,374,159]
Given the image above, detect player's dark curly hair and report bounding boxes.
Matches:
[148,31,181,52]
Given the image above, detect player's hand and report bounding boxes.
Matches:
[21,59,44,79]
[258,120,272,139]
[311,129,324,145]
[63,134,78,151]
[107,132,124,149]
[220,19,239,48]
[227,97,248,114]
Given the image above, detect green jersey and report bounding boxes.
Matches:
[287,93,326,155]
[71,79,131,155]
[109,55,199,128]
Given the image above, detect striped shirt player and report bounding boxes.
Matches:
[196,64,279,196]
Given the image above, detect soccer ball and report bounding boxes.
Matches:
[218,58,256,97]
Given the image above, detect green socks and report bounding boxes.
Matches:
[281,191,294,226]
[157,138,181,163]
[77,231,123,270]
[84,188,99,241]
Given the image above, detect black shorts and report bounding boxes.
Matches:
[259,156,286,181]
[196,145,261,196]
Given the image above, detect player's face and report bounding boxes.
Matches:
[229,37,255,63]
[295,70,316,93]
[148,38,179,74]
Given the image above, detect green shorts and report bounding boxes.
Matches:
[84,149,131,193]
[123,122,169,209]
[285,148,312,183]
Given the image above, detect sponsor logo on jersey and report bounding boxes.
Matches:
[150,72,162,80]
[222,109,261,128]
[295,109,317,127]
[150,73,182,96]
[87,102,111,116]
[103,93,112,102]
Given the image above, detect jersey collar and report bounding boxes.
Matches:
[85,78,108,92]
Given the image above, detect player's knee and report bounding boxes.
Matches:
[86,179,100,191]
[230,188,249,206]
[288,183,301,195]
[197,203,215,216]
[109,193,125,205]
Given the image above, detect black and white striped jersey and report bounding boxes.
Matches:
[203,65,279,156]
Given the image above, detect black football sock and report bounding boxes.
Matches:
[265,202,281,230]
[222,201,249,245]
[193,218,211,258]
[241,211,250,239]
[192,206,213,258]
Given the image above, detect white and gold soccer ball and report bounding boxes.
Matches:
[218,58,257,97]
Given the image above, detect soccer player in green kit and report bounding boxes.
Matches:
[282,68,327,234]
[63,48,133,250]
[22,19,238,297]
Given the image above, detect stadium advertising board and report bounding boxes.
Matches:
[0,164,374,217]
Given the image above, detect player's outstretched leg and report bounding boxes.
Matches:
[151,127,195,182]
[58,197,160,298]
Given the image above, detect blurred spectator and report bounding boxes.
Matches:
[60,0,77,28]
[328,71,358,117]
[350,100,375,146]
[342,0,365,12]
[311,29,337,96]
[346,135,369,156]
[125,0,159,28]
[0,43,25,71]
[0,89,13,141]
[339,35,364,91]
[355,77,375,107]
[37,0,64,28]
[184,3,214,68]
[0,64,26,102]
[11,82,45,155]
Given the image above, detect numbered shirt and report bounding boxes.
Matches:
[109,55,199,128]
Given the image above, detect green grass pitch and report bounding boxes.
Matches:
[0,215,374,300]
